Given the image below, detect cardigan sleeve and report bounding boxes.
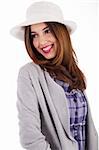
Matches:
[17,67,52,150]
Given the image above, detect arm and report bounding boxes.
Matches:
[17,68,52,150]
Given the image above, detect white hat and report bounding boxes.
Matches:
[10,1,77,41]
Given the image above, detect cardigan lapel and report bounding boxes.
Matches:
[40,70,76,142]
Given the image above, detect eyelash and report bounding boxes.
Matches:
[31,28,51,39]
[44,28,51,34]
[31,34,37,39]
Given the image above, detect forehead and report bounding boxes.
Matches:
[30,22,48,32]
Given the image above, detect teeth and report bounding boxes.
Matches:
[42,45,52,52]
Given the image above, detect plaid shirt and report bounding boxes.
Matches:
[54,79,87,150]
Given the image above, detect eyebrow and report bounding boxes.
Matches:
[31,26,49,34]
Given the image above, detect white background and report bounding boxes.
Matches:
[0,0,98,149]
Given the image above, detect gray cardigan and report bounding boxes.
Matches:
[17,62,98,150]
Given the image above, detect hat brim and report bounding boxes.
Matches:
[10,20,77,41]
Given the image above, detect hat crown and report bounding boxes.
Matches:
[26,1,64,21]
[10,1,77,41]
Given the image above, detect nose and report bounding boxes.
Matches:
[39,34,47,46]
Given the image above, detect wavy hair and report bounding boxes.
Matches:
[24,22,86,90]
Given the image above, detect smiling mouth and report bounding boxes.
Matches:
[42,44,53,53]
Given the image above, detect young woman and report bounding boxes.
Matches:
[10,1,98,150]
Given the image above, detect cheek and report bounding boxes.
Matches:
[33,40,38,49]
[50,35,57,43]
[52,37,57,47]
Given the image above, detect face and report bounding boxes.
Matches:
[30,23,57,59]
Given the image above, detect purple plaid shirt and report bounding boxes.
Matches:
[54,79,87,150]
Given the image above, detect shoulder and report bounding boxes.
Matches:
[18,62,41,79]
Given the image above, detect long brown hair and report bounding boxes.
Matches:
[24,22,86,90]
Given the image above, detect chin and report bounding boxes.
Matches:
[45,55,55,60]
[45,52,56,59]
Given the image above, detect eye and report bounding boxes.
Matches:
[44,28,51,34]
[31,34,38,39]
